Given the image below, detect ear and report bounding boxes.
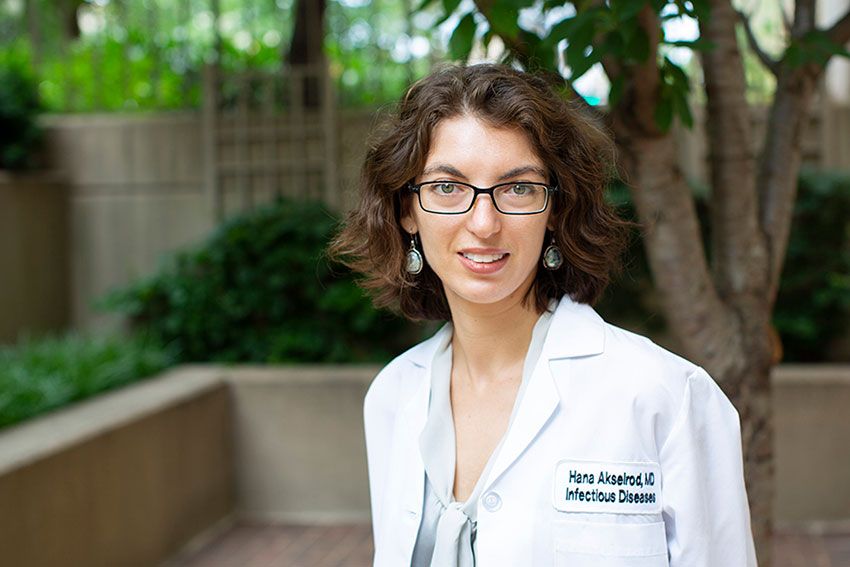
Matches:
[546,210,555,232]
[401,214,418,235]
[400,198,419,234]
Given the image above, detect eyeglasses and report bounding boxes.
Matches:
[408,180,557,215]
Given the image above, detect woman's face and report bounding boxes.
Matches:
[401,114,553,312]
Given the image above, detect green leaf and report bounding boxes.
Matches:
[442,0,463,15]
[666,58,690,85]
[602,29,625,55]
[567,47,601,78]
[543,16,576,51]
[806,30,850,61]
[785,42,804,68]
[489,4,521,40]
[611,0,647,22]
[449,12,477,61]
[782,30,850,69]
[414,0,439,11]
[608,74,625,108]
[672,87,693,128]
[624,26,650,62]
[662,38,716,52]
[430,0,463,27]
[654,93,673,131]
[482,29,493,50]
[689,0,711,20]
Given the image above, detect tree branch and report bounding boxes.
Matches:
[826,9,850,46]
[793,0,816,36]
[781,3,793,36]
[758,68,819,310]
[736,9,779,75]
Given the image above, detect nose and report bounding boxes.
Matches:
[466,193,501,239]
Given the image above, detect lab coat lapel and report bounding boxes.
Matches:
[482,296,606,491]
[394,324,451,516]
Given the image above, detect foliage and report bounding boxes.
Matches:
[0,332,177,429]
[0,47,43,169]
[98,197,418,364]
[0,0,448,112]
[421,0,713,130]
[326,0,441,107]
[598,170,850,362]
[773,168,850,361]
[428,0,850,130]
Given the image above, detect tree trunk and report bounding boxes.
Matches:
[286,0,327,109]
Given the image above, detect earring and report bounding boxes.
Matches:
[542,233,563,270]
[406,233,423,275]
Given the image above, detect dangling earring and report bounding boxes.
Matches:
[542,233,563,270]
[406,233,423,275]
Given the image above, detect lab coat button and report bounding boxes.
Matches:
[482,491,502,512]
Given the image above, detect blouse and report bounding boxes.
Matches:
[411,301,557,566]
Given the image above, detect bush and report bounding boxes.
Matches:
[0,333,176,429]
[773,167,850,361]
[99,198,418,364]
[0,49,43,170]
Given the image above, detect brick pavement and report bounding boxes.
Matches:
[166,521,850,567]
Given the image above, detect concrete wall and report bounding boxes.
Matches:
[41,113,215,335]
[226,366,374,523]
[0,367,233,567]
[0,171,70,343]
[774,365,850,524]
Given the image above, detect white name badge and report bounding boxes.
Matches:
[553,459,662,514]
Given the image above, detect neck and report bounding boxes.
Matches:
[447,290,543,392]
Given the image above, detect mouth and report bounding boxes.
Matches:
[460,252,508,263]
[457,250,510,274]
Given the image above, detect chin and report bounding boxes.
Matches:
[446,282,530,308]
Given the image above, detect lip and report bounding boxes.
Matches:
[457,250,510,274]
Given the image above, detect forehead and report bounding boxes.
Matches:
[424,115,543,170]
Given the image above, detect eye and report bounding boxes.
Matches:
[508,183,539,196]
[431,182,460,194]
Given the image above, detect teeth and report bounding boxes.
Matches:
[462,252,506,263]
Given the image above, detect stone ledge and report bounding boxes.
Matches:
[0,364,226,475]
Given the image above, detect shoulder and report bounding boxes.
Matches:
[363,324,448,421]
[596,319,738,425]
[601,321,698,395]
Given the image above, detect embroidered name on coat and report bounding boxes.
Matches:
[553,459,662,514]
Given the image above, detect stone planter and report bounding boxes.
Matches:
[0,170,70,343]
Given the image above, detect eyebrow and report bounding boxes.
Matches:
[420,163,549,182]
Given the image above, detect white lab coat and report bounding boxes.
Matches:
[364,294,758,566]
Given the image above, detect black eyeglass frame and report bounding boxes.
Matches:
[407,180,559,215]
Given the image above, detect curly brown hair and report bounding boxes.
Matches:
[329,63,635,322]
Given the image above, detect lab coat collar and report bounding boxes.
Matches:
[403,294,605,368]
[484,294,605,489]
[540,293,606,360]
[397,294,606,501]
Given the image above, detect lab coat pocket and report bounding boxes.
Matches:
[553,520,668,567]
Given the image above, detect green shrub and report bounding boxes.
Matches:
[0,333,176,429]
[773,167,850,361]
[99,198,418,364]
[0,49,43,170]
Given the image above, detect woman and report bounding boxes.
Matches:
[331,63,757,566]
